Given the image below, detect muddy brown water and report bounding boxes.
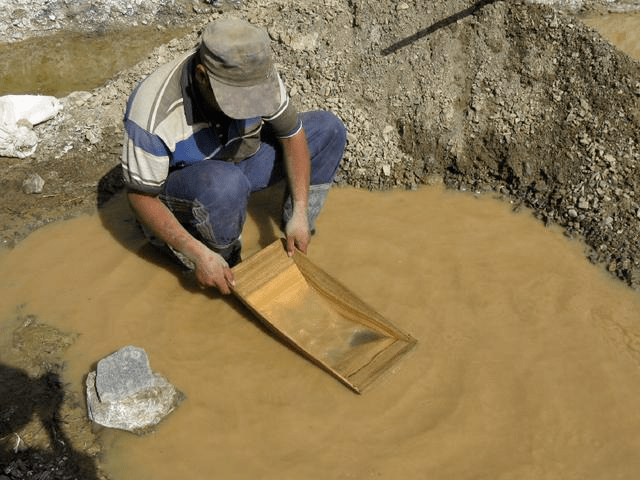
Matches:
[2,185,640,479]
[1,11,640,480]
[582,11,640,60]
[0,26,189,97]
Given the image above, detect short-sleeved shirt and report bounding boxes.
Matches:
[121,51,302,195]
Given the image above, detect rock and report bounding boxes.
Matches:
[577,198,590,209]
[86,345,184,434]
[22,173,44,194]
[288,31,319,52]
[95,345,156,402]
[62,91,92,108]
[85,128,101,144]
[382,125,395,142]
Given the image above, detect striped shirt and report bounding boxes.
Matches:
[121,51,302,194]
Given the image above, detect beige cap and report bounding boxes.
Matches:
[199,17,282,119]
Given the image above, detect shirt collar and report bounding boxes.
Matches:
[181,54,205,125]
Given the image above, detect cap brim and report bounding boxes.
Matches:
[209,71,283,119]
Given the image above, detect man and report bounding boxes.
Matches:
[121,16,346,294]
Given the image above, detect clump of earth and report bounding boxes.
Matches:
[1,0,639,478]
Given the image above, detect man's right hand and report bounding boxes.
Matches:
[128,192,236,295]
[193,246,236,295]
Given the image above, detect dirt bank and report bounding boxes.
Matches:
[1,0,640,477]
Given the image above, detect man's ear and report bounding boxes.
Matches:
[195,64,209,86]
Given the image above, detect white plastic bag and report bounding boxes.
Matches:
[0,95,63,158]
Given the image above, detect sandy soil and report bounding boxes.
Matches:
[1,0,640,478]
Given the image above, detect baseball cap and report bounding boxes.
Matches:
[199,17,283,119]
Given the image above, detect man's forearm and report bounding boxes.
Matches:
[127,191,205,262]
[127,191,236,292]
[280,128,311,216]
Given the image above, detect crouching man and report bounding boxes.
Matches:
[121,17,346,294]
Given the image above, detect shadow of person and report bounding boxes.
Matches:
[96,166,206,294]
[245,180,288,250]
[0,364,98,479]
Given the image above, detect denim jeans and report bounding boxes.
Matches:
[158,110,346,265]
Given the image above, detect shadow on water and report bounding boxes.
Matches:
[381,0,501,55]
[0,364,98,479]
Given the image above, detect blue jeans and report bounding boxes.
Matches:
[159,110,346,265]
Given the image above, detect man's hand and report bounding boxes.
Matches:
[280,129,311,257]
[193,245,235,294]
[285,210,311,256]
[128,191,236,295]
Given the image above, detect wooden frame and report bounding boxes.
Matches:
[232,240,417,393]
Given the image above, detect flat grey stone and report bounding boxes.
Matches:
[95,345,157,403]
[86,371,183,434]
[86,345,184,434]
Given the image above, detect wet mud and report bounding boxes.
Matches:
[3,186,640,479]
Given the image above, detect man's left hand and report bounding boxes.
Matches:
[285,211,311,256]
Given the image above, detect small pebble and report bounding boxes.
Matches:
[22,173,44,194]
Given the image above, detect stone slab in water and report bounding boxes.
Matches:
[86,345,184,434]
[95,345,156,403]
